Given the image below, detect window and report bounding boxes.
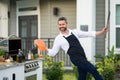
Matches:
[19,7,37,12]
[116,28,120,48]
[116,5,120,48]
[116,5,120,25]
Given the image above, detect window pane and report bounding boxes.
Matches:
[116,5,120,25]
[31,20,37,37]
[21,21,27,37]
[116,28,120,48]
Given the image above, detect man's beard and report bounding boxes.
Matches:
[59,27,67,32]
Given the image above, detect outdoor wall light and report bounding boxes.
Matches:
[53,7,59,16]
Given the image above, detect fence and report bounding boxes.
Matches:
[41,38,72,68]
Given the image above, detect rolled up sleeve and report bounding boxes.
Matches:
[47,37,61,57]
[74,29,96,38]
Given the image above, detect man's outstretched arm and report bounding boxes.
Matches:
[96,26,108,36]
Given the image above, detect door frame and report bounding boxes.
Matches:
[16,0,41,38]
[18,15,38,52]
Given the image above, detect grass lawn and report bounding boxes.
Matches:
[42,72,120,80]
[42,72,76,80]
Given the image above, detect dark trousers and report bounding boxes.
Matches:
[71,58,103,80]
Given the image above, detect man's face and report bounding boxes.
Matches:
[58,20,67,32]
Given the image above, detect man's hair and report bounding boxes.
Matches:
[58,17,67,23]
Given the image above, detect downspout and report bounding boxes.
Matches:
[105,0,110,55]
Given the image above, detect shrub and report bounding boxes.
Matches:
[114,54,120,71]
[102,65,115,80]
[114,54,120,62]
[95,58,115,80]
[0,49,5,56]
[115,60,120,71]
[95,46,115,80]
[43,55,64,80]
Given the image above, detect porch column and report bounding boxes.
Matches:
[76,0,96,63]
[0,0,9,37]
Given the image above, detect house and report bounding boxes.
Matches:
[0,0,120,68]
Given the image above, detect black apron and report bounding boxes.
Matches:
[63,33,88,64]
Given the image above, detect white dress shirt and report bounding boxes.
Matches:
[47,29,96,57]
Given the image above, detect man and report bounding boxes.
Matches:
[47,17,108,80]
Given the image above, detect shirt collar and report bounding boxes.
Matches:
[59,29,72,37]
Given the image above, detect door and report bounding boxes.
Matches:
[19,15,38,53]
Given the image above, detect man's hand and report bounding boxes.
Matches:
[96,25,108,36]
[102,26,108,34]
